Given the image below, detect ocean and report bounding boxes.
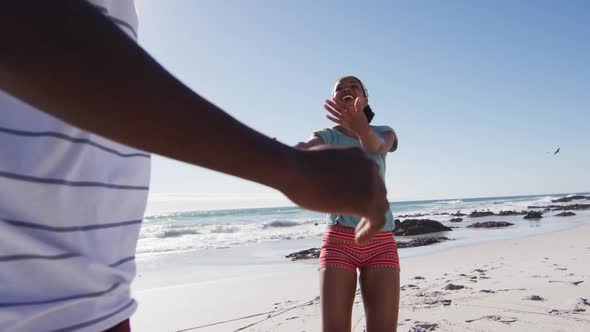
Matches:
[138,192,590,257]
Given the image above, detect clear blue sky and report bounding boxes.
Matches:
[136,0,589,204]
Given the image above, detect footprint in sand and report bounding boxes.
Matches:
[548,309,569,315]
[549,298,590,315]
[402,284,420,291]
[548,280,583,286]
[441,299,452,306]
[465,315,517,325]
[417,291,444,298]
[574,298,590,312]
[443,283,465,290]
[410,321,439,331]
[423,297,452,306]
[497,288,527,292]
[523,294,545,301]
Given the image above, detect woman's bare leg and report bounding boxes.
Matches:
[320,267,358,332]
[359,268,400,332]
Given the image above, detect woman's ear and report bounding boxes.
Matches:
[363,105,375,123]
[362,97,369,108]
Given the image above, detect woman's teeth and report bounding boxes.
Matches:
[343,95,354,101]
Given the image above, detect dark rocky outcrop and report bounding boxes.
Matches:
[397,237,450,248]
[556,211,576,217]
[452,211,467,217]
[394,219,452,236]
[524,211,543,219]
[528,204,590,211]
[554,204,590,211]
[449,218,463,223]
[469,210,495,218]
[497,210,527,216]
[467,221,514,228]
[552,195,590,203]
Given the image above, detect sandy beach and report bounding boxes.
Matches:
[131,213,590,332]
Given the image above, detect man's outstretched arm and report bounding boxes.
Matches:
[0,1,389,242]
[0,0,300,191]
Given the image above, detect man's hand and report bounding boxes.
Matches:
[282,145,389,244]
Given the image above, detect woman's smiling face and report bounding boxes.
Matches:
[332,76,368,107]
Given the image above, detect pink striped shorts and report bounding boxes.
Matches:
[319,224,400,271]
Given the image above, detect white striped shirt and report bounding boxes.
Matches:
[0,1,150,331]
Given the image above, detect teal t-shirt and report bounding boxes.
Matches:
[313,126,398,231]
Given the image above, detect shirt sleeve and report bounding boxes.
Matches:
[312,128,335,145]
[374,126,398,152]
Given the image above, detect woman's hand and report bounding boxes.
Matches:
[324,97,371,137]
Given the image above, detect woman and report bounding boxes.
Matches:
[296,76,400,331]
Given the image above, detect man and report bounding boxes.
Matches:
[0,1,390,331]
